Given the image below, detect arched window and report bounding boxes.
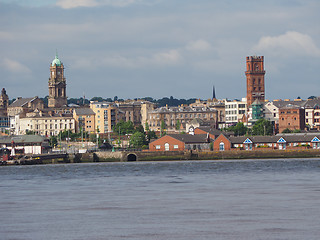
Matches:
[164,143,169,151]
[219,142,225,151]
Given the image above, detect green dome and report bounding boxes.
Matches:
[51,54,61,66]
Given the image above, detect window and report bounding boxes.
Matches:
[164,143,169,151]
[174,145,179,149]
[219,142,225,151]
[156,145,160,150]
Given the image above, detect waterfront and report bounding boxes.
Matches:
[1,159,320,240]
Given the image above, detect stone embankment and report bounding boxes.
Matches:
[88,149,320,162]
[3,149,320,165]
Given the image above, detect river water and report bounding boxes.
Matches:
[1,159,320,240]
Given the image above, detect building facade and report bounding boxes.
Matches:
[246,56,265,107]
[14,110,75,136]
[278,105,305,133]
[224,98,247,126]
[147,105,218,132]
[90,101,122,133]
[73,108,95,134]
[7,97,44,117]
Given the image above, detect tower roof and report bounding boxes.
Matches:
[51,53,61,67]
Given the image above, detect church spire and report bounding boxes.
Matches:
[212,85,216,100]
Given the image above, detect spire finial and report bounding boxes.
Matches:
[55,49,58,59]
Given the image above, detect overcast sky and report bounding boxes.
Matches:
[0,0,319,101]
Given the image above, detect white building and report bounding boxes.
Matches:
[263,101,279,124]
[224,98,247,126]
[13,110,75,136]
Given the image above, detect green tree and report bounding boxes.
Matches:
[282,128,292,133]
[146,130,157,142]
[227,122,247,136]
[145,121,150,132]
[26,130,36,135]
[160,120,166,136]
[129,132,147,148]
[252,119,273,136]
[113,120,135,135]
[49,136,58,147]
[175,120,181,131]
[135,124,145,133]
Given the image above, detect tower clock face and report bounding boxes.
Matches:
[52,72,54,76]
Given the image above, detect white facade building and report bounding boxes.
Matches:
[13,111,75,136]
[224,98,247,126]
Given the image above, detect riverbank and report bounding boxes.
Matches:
[2,149,320,165]
[85,149,320,162]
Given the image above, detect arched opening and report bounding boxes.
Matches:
[164,143,170,151]
[127,153,137,161]
[219,142,225,151]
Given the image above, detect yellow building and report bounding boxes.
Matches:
[73,108,95,134]
[90,101,122,133]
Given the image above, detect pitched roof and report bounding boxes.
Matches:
[74,108,95,115]
[9,97,37,108]
[196,126,222,136]
[272,100,306,109]
[303,98,320,108]
[197,126,233,137]
[0,135,46,144]
[226,133,320,144]
[167,134,211,144]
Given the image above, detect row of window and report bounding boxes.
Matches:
[30,123,73,130]
[31,119,72,123]
[155,144,179,150]
[150,113,214,119]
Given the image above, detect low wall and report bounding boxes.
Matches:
[198,149,320,160]
[94,151,123,161]
[70,149,320,163]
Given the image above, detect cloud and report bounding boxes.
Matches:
[186,39,212,52]
[2,58,32,74]
[0,31,14,41]
[56,0,146,9]
[252,31,320,57]
[72,48,182,71]
[153,49,182,65]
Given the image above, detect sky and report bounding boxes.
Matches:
[0,0,319,101]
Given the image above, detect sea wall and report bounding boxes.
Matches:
[92,149,320,162]
[197,149,320,160]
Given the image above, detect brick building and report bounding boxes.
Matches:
[149,134,212,151]
[278,105,305,133]
[246,56,265,107]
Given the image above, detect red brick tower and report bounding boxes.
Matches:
[245,56,265,107]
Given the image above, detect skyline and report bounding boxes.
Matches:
[0,0,319,101]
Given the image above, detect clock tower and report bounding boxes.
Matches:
[245,56,265,107]
[48,53,67,108]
